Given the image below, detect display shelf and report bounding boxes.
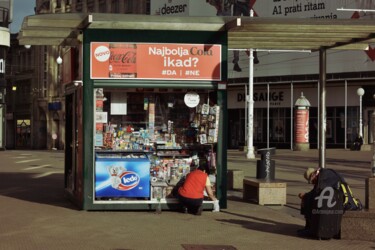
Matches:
[95,149,151,154]
[156,152,190,157]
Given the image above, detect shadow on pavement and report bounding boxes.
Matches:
[0,172,77,210]
[218,210,303,238]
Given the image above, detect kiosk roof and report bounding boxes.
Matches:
[18,13,375,51]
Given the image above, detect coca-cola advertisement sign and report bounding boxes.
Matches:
[91,42,221,81]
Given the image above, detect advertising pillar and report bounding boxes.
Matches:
[294,93,311,151]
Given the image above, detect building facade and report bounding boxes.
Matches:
[0,0,11,150]
[8,0,375,150]
[5,0,149,150]
[228,79,375,150]
[224,0,375,149]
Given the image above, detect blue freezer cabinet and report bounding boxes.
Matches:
[94,152,150,199]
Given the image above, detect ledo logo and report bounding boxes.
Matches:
[117,171,140,191]
[94,45,110,62]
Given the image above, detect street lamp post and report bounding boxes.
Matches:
[246,9,255,159]
[357,88,365,138]
[372,94,375,176]
[366,94,375,211]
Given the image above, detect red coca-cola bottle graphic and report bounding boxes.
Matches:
[109,43,137,78]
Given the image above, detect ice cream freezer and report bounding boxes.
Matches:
[94,151,151,201]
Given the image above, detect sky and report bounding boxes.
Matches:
[10,0,35,33]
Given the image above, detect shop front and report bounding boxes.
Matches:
[64,29,228,210]
[228,82,366,150]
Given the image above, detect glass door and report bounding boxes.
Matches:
[65,86,83,206]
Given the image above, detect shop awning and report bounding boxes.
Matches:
[18,13,375,51]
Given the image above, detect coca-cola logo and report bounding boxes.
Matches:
[110,51,136,63]
[94,46,110,62]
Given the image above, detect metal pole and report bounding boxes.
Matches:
[345,80,347,149]
[317,81,320,149]
[245,84,248,146]
[291,82,294,150]
[356,88,365,139]
[267,83,270,148]
[319,48,327,169]
[372,104,375,176]
[359,93,363,138]
[246,9,255,159]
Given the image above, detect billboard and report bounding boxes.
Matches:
[253,0,375,19]
[150,0,217,16]
[90,42,222,81]
[233,0,375,78]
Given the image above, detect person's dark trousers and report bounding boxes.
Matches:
[300,190,314,230]
[178,195,203,215]
[233,2,250,16]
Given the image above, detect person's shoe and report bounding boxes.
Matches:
[233,63,242,72]
[181,206,188,214]
[195,205,203,216]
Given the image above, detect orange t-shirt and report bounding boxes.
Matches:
[178,170,208,199]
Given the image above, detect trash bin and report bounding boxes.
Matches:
[256,147,276,181]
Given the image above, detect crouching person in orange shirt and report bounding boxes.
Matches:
[177,163,218,215]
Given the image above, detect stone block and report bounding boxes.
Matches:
[243,177,286,205]
[227,169,244,190]
[341,210,375,241]
[365,177,375,209]
[360,144,372,151]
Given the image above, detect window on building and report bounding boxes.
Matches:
[99,0,106,12]
[270,108,285,142]
[87,0,95,12]
[125,0,134,13]
[111,0,120,13]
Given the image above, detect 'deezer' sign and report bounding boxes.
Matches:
[90,42,221,81]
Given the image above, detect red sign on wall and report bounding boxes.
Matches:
[90,42,221,81]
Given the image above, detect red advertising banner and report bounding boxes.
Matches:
[295,109,309,143]
[90,42,221,81]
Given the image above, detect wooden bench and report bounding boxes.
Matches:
[243,177,286,205]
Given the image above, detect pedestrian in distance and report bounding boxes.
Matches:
[351,135,363,151]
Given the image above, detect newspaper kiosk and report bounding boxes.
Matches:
[64,24,228,211]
